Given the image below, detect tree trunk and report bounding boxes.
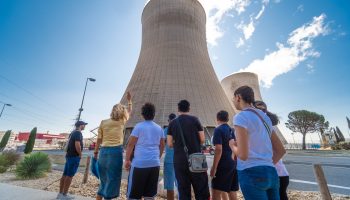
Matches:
[302,133,306,150]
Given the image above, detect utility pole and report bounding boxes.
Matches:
[0,103,12,118]
[76,78,95,122]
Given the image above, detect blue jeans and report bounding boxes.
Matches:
[164,162,177,190]
[238,166,280,200]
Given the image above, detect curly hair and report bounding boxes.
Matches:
[142,103,155,120]
[217,110,229,122]
[110,104,129,121]
[178,100,190,112]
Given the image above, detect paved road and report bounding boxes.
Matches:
[0,183,93,200]
[284,154,350,195]
[206,153,350,195]
[42,150,350,195]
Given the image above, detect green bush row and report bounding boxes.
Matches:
[15,152,51,179]
[332,142,350,150]
[0,151,51,180]
[0,127,37,154]
[0,150,21,173]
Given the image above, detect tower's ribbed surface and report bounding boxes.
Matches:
[120,0,234,132]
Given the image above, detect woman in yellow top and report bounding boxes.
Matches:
[94,92,132,200]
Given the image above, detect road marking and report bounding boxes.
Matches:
[285,162,350,169]
[290,179,350,190]
[287,155,350,160]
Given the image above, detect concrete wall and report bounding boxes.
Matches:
[221,72,287,144]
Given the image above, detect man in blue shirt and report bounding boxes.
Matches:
[210,111,238,200]
[124,103,165,199]
[163,113,177,200]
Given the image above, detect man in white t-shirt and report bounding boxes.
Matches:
[125,103,165,200]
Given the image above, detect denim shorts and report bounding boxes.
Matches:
[238,166,280,200]
[63,156,80,177]
[164,162,177,190]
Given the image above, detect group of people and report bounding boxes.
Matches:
[57,86,289,200]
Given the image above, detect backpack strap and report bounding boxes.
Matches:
[175,118,189,159]
[245,108,272,137]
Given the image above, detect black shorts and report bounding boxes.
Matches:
[212,166,239,192]
[174,162,210,200]
[127,166,160,199]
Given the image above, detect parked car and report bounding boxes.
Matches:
[202,141,215,155]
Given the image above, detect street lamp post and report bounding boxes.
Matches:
[0,103,12,118]
[76,78,96,122]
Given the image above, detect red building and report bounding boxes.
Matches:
[16,132,66,144]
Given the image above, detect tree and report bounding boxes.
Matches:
[0,130,12,151]
[335,126,345,142]
[332,128,341,143]
[24,127,37,154]
[285,110,326,150]
[319,121,329,148]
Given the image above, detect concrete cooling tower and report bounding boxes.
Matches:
[120,0,235,137]
[221,72,287,144]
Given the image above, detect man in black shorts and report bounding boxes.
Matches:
[167,100,210,200]
[210,111,238,200]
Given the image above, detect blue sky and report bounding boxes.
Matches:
[0,0,349,143]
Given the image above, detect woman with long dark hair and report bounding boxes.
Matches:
[254,100,290,200]
[230,86,286,200]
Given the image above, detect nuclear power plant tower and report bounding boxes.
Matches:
[120,0,235,137]
[221,72,287,144]
[120,0,287,144]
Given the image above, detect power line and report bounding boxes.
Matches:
[1,114,39,128]
[0,92,70,121]
[10,106,68,128]
[0,74,69,117]
[1,113,71,133]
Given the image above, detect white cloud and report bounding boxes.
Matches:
[213,55,219,60]
[307,64,315,74]
[239,14,329,88]
[255,4,266,20]
[239,19,255,40]
[297,4,304,13]
[236,37,245,48]
[235,1,269,47]
[145,0,251,46]
[198,0,251,45]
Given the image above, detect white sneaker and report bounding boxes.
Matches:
[56,193,63,199]
[61,194,75,200]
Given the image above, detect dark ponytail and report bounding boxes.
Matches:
[253,100,279,126]
[266,111,279,126]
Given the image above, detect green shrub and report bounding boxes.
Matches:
[0,130,12,151]
[0,155,9,173]
[24,127,37,154]
[15,152,51,179]
[2,150,21,166]
[0,166,7,173]
[0,150,20,173]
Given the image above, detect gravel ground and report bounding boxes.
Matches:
[0,170,349,200]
